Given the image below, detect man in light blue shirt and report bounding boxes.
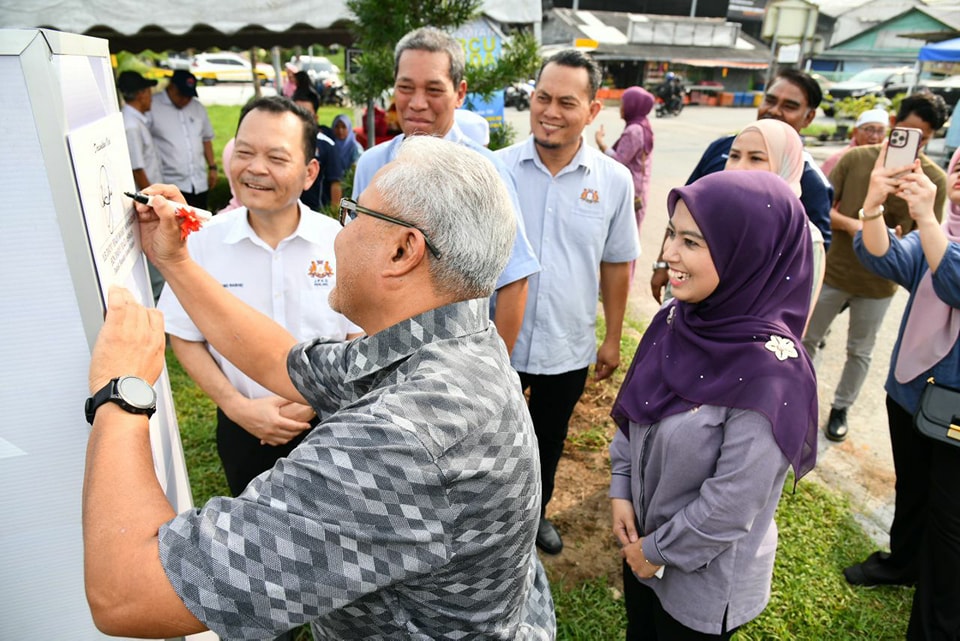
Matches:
[497,50,640,554]
[352,26,539,354]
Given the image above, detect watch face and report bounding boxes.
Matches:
[117,376,157,410]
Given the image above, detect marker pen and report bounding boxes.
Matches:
[124,191,213,222]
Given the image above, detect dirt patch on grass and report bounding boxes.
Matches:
[538,377,625,586]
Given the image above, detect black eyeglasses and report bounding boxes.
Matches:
[338,198,442,259]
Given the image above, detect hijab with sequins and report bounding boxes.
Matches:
[611,171,819,479]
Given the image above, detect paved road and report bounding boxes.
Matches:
[505,103,915,545]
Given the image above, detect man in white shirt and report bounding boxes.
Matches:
[118,71,161,190]
[150,70,217,209]
[497,50,640,554]
[118,70,165,301]
[158,96,360,499]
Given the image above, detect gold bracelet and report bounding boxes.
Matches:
[858,204,885,221]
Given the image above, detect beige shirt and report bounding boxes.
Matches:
[825,145,947,299]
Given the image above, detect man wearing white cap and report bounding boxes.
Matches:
[820,108,889,177]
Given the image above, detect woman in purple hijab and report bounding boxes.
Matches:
[609,171,818,639]
[596,87,654,276]
[332,114,362,169]
[849,147,960,637]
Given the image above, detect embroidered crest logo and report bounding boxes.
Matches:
[764,335,799,361]
[308,259,334,286]
[580,188,600,204]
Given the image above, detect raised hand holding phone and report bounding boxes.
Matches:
[883,127,923,175]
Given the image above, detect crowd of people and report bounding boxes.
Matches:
[91,34,960,640]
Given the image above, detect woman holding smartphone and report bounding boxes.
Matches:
[852,146,960,638]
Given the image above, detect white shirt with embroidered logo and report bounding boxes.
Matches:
[496,136,640,375]
[158,203,360,399]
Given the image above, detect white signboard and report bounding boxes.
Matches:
[67,112,140,300]
[0,28,200,641]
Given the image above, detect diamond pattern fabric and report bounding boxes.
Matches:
[159,299,555,639]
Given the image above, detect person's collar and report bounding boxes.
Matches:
[519,135,594,176]
[294,201,340,245]
[444,122,465,144]
[123,103,149,121]
[342,298,489,384]
[392,121,461,146]
[222,203,309,246]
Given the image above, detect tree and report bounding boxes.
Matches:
[344,0,541,145]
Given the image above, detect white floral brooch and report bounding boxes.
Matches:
[764,335,799,361]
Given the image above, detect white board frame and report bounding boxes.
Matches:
[0,29,203,641]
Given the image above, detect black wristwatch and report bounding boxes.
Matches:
[85,376,157,425]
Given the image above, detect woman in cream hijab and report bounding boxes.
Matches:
[726,118,825,328]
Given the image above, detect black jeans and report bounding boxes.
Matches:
[888,395,960,639]
[216,408,316,497]
[886,395,925,577]
[622,561,737,640]
[518,368,589,513]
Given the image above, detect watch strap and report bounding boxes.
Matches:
[84,377,156,425]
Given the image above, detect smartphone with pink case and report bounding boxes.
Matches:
[883,127,923,174]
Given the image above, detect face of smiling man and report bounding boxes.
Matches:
[393,48,467,138]
[229,108,319,220]
[530,61,602,155]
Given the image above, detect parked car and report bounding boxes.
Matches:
[925,74,960,113]
[292,55,342,91]
[161,52,192,71]
[822,67,918,116]
[190,52,269,85]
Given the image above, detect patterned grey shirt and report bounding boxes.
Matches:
[158,299,555,640]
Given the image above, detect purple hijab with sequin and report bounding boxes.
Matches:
[611,171,819,479]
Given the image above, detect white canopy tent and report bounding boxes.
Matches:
[0,0,541,51]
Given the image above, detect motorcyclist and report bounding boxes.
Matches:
[656,72,683,114]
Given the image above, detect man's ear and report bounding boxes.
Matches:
[586,99,603,124]
[384,228,428,277]
[303,158,320,190]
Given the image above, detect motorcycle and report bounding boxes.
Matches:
[318,79,347,107]
[504,80,534,111]
[655,93,684,118]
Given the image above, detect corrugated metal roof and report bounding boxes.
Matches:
[543,8,771,64]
